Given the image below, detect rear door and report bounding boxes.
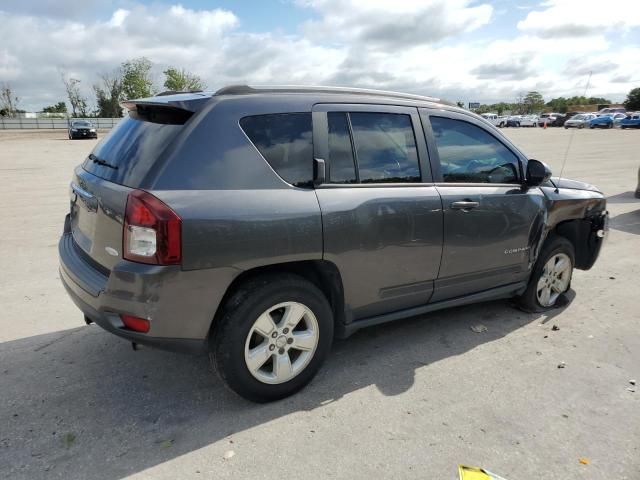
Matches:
[312,104,443,320]
[420,109,546,301]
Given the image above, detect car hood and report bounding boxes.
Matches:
[547,176,601,193]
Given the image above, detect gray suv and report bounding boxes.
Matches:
[59,85,608,402]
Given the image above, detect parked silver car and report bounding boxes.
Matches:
[564,113,597,129]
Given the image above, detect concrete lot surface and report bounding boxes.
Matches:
[0,128,638,479]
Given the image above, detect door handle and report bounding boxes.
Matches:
[451,200,479,211]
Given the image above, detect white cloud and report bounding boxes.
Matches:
[301,0,493,48]
[518,0,640,37]
[0,1,638,111]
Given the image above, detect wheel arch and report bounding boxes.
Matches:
[208,260,347,339]
[547,218,603,270]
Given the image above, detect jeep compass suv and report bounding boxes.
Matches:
[59,85,608,402]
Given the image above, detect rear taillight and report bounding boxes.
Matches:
[123,189,181,265]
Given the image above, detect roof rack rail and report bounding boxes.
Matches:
[214,84,451,105]
[156,89,204,96]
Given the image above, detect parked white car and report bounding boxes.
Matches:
[480,113,508,128]
[518,115,538,127]
[538,113,560,127]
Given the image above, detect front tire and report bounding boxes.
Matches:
[518,236,575,313]
[211,274,334,402]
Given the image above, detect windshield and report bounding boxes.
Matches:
[72,121,92,127]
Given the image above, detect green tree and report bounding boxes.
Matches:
[456,101,464,108]
[163,67,205,92]
[546,97,568,113]
[42,102,67,113]
[523,91,544,114]
[121,57,154,99]
[623,87,640,111]
[94,71,124,118]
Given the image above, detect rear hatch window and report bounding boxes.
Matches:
[82,107,190,187]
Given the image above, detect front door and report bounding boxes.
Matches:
[420,110,546,302]
[313,104,443,320]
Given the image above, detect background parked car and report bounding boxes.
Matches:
[598,107,626,115]
[589,114,615,129]
[589,113,627,129]
[519,115,538,127]
[552,112,580,127]
[480,113,507,128]
[506,115,522,127]
[538,113,560,127]
[564,113,596,129]
[68,120,98,139]
[620,113,640,129]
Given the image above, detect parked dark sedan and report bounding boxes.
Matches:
[68,120,98,139]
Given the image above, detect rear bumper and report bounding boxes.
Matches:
[58,228,233,354]
[60,268,206,354]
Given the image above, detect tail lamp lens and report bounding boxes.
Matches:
[123,190,182,265]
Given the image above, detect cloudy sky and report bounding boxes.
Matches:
[1,0,639,111]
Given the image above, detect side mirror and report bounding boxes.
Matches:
[526,159,552,186]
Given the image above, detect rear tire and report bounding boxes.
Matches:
[518,236,575,313]
[210,274,334,402]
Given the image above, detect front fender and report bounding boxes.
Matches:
[538,186,608,270]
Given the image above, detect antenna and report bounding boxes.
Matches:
[556,71,592,193]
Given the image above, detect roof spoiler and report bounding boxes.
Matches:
[121,91,213,114]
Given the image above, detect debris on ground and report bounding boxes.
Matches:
[458,465,509,479]
[557,362,566,369]
[62,433,76,449]
[552,325,560,331]
[627,387,636,393]
[223,450,235,460]
[630,379,636,386]
[470,324,488,333]
[579,457,590,465]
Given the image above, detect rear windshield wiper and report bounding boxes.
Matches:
[88,153,118,170]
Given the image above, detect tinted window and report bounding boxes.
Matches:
[82,116,184,187]
[327,112,357,183]
[430,116,520,184]
[349,112,420,183]
[240,113,313,188]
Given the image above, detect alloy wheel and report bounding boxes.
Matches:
[536,253,572,307]
[244,301,319,384]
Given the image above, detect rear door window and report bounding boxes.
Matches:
[240,113,313,188]
[349,112,420,183]
[430,116,520,184]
